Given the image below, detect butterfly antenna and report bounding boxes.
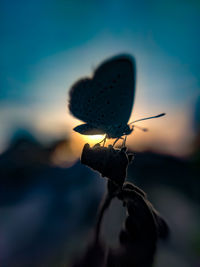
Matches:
[133,125,148,132]
[129,113,166,125]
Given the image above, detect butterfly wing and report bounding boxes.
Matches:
[73,123,105,135]
[68,78,96,125]
[68,54,136,130]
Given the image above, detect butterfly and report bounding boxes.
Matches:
[68,54,165,146]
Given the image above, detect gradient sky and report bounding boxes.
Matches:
[0,0,200,155]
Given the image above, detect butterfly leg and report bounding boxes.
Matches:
[122,135,127,147]
[98,135,107,147]
[113,138,120,147]
[102,137,107,147]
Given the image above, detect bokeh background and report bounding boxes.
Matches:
[0,0,200,266]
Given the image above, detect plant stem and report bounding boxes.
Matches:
[94,191,114,243]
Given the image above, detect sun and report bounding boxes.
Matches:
[82,134,106,145]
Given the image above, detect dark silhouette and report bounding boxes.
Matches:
[72,144,169,267]
[0,130,199,266]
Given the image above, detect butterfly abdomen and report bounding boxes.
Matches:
[106,124,133,139]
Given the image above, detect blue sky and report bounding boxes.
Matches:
[0,0,200,155]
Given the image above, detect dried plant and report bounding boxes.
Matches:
[71,144,169,267]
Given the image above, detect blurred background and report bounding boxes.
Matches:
[0,0,200,266]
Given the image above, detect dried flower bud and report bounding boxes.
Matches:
[81,143,134,186]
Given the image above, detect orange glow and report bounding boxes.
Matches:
[51,140,79,168]
[82,134,106,145]
[7,101,192,164]
[51,133,105,168]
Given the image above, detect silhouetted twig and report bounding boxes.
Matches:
[94,192,114,244]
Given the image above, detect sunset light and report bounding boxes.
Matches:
[82,134,106,145]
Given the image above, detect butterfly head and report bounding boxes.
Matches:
[123,124,133,136]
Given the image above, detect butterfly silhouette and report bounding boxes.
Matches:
[68,54,165,146]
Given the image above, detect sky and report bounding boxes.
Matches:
[0,0,200,156]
